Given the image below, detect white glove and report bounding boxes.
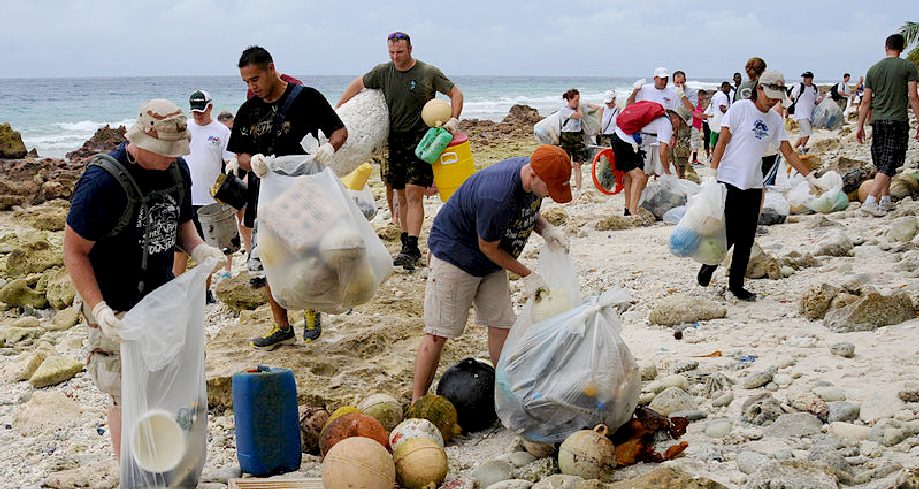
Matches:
[633,79,646,90]
[521,272,547,298]
[541,224,568,253]
[225,158,240,175]
[314,142,335,166]
[92,302,122,343]
[191,244,228,272]
[250,154,269,178]
[675,85,685,98]
[444,117,460,134]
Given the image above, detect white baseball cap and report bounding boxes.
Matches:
[603,89,617,103]
[653,67,670,79]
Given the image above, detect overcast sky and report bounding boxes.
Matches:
[0,0,913,80]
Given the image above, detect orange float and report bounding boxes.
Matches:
[591,148,624,195]
[319,412,390,457]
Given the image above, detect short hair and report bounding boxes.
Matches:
[733,72,742,78]
[239,46,273,69]
[217,111,234,122]
[721,81,732,89]
[745,57,767,77]
[387,32,412,46]
[673,70,686,79]
[844,73,850,78]
[562,88,580,100]
[886,34,905,51]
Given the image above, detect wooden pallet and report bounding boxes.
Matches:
[228,478,324,489]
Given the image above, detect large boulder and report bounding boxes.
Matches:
[0,157,82,210]
[824,292,916,332]
[13,391,82,436]
[0,122,28,159]
[800,284,840,320]
[886,216,919,242]
[724,242,782,279]
[814,229,853,257]
[649,295,727,326]
[213,272,268,311]
[28,355,83,388]
[50,307,81,331]
[65,124,127,162]
[11,199,69,232]
[501,104,542,127]
[0,275,49,309]
[4,238,64,277]
[37,267,76,310]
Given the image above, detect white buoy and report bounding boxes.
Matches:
[313,89,389,177]
[130,409,186,472]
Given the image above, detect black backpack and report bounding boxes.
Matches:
[787,83,817,115]
[829,83,842,101]
[89,153,186,294]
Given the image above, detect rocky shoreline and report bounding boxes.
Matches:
[0,108,918,489]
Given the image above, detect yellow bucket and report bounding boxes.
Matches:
[433,132,475,202]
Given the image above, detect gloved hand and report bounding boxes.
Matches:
[92,301,122,343]
[633,79,646,90]
[444,117,460,134]
[250,154,269,178]
[521,272,547,298]
[191,244,228,272]
[541,224,568,253]
[225,157,240,175]
[675,85,685,98]
[314,142,335,166]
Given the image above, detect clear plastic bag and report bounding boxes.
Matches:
[348,185,378,221]
[662,205,687,225]
[257,165,392,313]
[495,248,639,443]
[639,175,700,220]
[759,190,790,225]
[534,111,562,145]
[118,258,215,489]
[813,97,844,130]
[668,178,727,265]
[580,104,601,137]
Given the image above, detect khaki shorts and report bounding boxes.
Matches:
[798,118,813,136]
[83,303,122,405]
[690,127,702,150]
[423,256,516,339]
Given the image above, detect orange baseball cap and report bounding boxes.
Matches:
[530,145,572,203]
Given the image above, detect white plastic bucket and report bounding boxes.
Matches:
[131,409,186,472]
[197,203,239,253]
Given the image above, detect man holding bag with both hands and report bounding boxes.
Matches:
[411,145,572,402]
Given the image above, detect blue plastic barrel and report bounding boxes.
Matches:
[233,366,302,476]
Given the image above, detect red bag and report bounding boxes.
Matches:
[616,101,666,135]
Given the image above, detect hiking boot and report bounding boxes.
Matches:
[698,264,716,287]
[249,324,295,350]
[205,290,216,305]
[730,288,757,302]
[861,202,886,217]
[394,235,421,271]
[302,309,322,342]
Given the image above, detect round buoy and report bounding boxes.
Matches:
[558,424,615,480]
[358,393,404,431]
[325,406,361,428]
[436,358,496,433]
[591,148,624,195]
[422,99,452,128]
[300,406,330,455]
[319,412,389,457]
[389,418,444,452]
[393,438,449,489]
[321,436,395,489]
[406,395,461,441]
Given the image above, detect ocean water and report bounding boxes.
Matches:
[0,75,725,158]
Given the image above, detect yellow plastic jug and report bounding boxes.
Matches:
[341,163,373,190]
[433,133,475,202]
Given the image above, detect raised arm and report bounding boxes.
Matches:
[336,76,365,109]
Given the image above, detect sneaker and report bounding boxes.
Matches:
[217,271,232,281]
[879,200,895,212]
[249,324,295,350]
[697,264,716,287]
[861,202,886,217]
[205,290,216,304]
[249,275,267,287]
[302,309,322,342]
[730,288,757,302]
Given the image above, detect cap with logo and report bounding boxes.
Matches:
[603,89,617,104]
[530,145,572,204]
[125,99,190,157]
[653,66,670,79]
[759,71,787,99]
[189,89,212,112]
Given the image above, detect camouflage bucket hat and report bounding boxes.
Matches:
[125,99,190,157]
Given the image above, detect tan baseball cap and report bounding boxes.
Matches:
[125,99,190,157]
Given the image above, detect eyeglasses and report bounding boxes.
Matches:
[761,83,786,92]
[388,32,411,42]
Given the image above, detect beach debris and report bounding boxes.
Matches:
[610,406,688,466]
[649,294,726,326]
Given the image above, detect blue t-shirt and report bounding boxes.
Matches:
[428,157,541,277]
[66,143,194,311]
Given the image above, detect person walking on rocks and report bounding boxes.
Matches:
[63,99,227,460]
[856,33,919,217]
[227,46,348,349]
[790,71,822,152]
[411,145,571,401]
[173,90,235,301]
[834,73,852,114]
[337,31,464,271]
[558,88,601,192]
[701,72,812,301]
[597,89,620,149]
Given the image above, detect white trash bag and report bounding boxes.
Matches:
[495,247,640,442]
[534,111,562,145]
[668,178,727,265]
[119,258,215,488]
[813,97,844,130]
[257,165,392,313]
[639,175,700,220]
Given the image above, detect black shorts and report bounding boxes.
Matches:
[611,133,645,173]
[871,120,909,176]
[385,130,434,189]
[597,134,615,148]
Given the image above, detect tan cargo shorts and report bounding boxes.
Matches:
[82,303,122,405]
[423,255,516,339]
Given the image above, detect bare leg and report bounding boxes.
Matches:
[265,284,290,328]
[412,334,447,402]
[109,404,121,461]
[622,173,633,211]
[487,327,510,366]
[628,170,648,215]
[405,185,426,237]
[573,163,582,191]
[396,188,409,234]
[386,185,399,227]
[871,172,892,199]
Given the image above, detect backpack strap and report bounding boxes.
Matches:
[271,83,304,147]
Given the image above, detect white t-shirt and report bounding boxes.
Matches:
[716,99,789,189]
[837,81,850,97]
[558,106,582,132]
[709,91,730,130]
[186,120,232,205]
[635,84,680,110]
[600,106,619,135]
[615,116,672,147]
[790,83,819,121]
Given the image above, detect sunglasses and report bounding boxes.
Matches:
[388,32,411,42]
[761,83,786,92]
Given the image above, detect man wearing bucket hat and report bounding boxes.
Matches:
[411,144,571,402]
[64,98,227,459]
[173,89,236,303]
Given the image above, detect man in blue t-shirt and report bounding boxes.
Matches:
[63,99,227,460]
[411,145,573,401]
